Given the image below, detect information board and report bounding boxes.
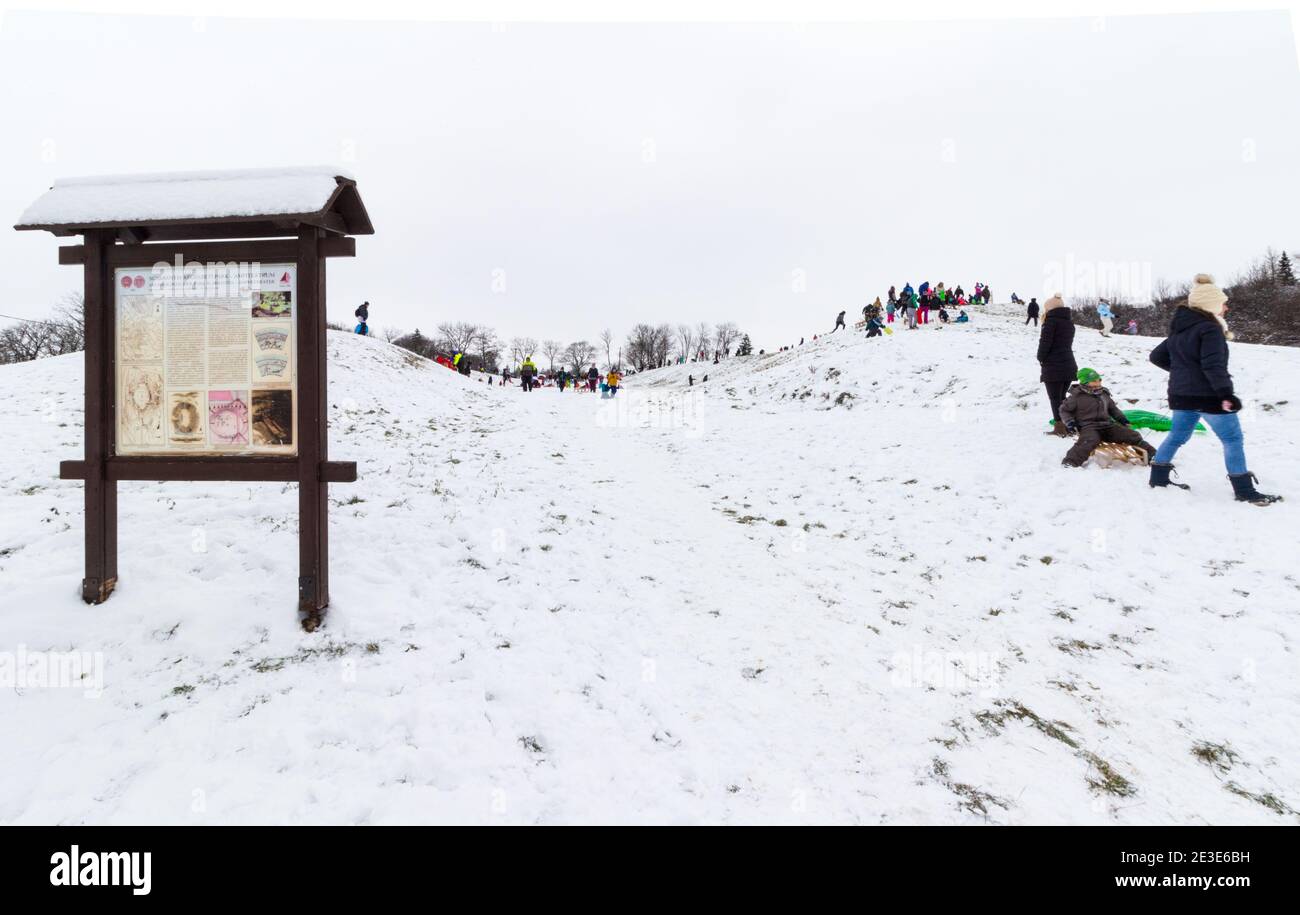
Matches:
[114,263,297,456]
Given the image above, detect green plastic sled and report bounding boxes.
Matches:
[1046,410,1206,433]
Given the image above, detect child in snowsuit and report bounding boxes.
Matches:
[1059,368,1157,468]
[865,315,884,338]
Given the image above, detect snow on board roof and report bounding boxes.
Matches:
[15,166,360,230]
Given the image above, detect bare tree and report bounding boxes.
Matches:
[0,292,85,364]
[564,339,595,372]
[599,327,614,369]
[435,321,481,356]
[695,321,713,357]
[542,339,563,372]
[652,323,673,368]
[714,321,740,355]
[625,323,658,371]
[52,293,84,352]
[0,322,48,363]
[380,325,403,343]
[676,323,695,361]
[473,327,502,371]
[1149,278,1174,306]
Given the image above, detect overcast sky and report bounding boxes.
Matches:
[2,8,1298,350]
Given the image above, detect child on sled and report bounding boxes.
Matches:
[1059,368,1157,468]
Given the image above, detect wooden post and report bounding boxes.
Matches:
[81,229,118,603]
[296,226,329,629]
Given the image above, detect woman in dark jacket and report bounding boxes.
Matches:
[1036,294,1077,436]
[1148,274,1280,504]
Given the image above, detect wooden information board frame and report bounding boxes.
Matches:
[16,172,373,630]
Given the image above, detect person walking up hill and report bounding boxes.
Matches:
[1097,298,1115,337]
[1037,294,1077,437]
[1025,297,1039,326]
[520,355,538,392]
[1148,274,1281,504]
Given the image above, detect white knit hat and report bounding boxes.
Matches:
[1188,273,1227,315]
[1187,273,1230,335]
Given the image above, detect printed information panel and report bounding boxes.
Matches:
[114,263,297,456]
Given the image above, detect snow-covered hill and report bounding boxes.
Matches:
[1,311,1297,825]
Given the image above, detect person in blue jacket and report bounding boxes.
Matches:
[1148,274,1280,504]
[1097,299,1115,337]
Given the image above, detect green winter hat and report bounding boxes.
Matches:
[1077,367,1101,384]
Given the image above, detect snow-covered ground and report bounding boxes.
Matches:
[1,307,1297,825]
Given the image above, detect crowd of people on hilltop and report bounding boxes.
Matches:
[765,279,990,354]
[885,280,991,330]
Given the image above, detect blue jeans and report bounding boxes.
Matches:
[1153,410,1247,475]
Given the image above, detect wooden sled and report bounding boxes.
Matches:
[1089,442,1150,468]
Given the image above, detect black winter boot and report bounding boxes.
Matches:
[1228,472,1282,505]
[1046,420,1070,438]
[1149,462,1189,490]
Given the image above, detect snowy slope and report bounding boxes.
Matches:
[1,314,1297,825]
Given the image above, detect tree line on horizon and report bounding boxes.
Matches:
[1066,247,1299,347]
[3,247,1293,366]
[360,320,750,374]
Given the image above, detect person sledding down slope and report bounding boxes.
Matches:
[1148,274,1281,504]
[1058,368,1157,468]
